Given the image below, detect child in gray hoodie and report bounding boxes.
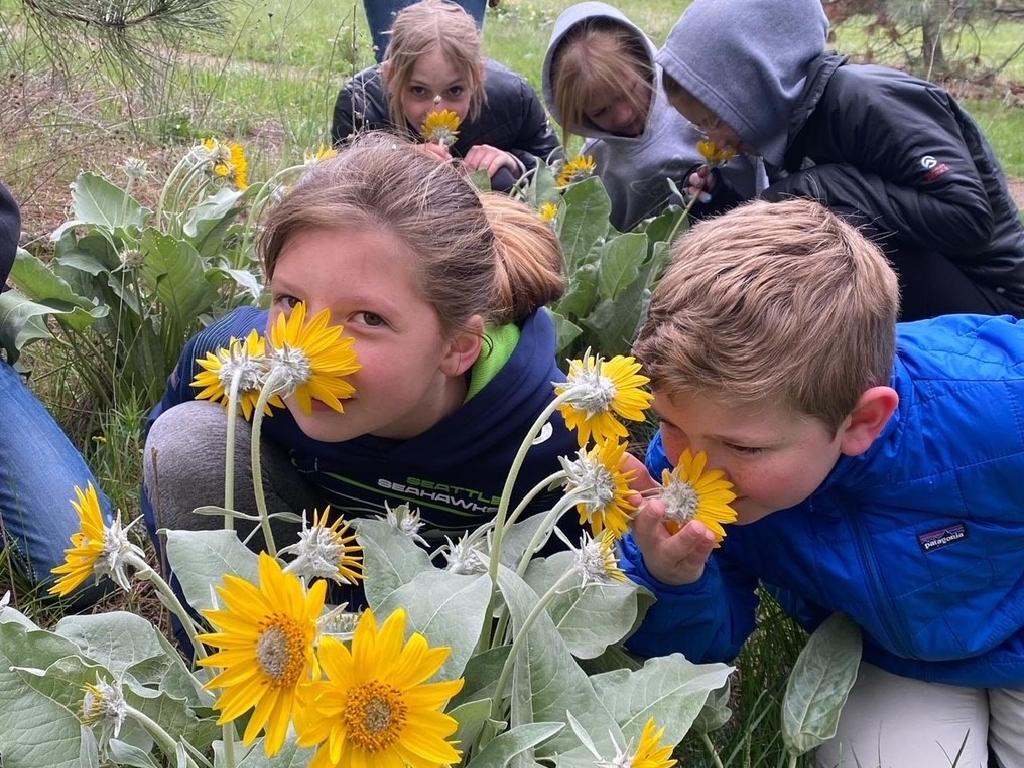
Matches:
[541,2,758,232]
[658,0,1024,321]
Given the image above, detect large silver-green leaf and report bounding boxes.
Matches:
[108,739,160,767]
[497,567,620,756]
[0,289,107,363]
[378,570,491,681]
[498,514,548,569]
[781,612,862,757]
[558,177,611,269]
[547,310,583,358]
[590,654,734,744]
[451,697,493,752]
[0,628,105,768]
[125,626,211,707]
[452,645,511,708]
[214,734,314,767]
[184,187,245,256]
[164,529,259,612]
[10,249,99,311]
[70,172,147,230]
[691,681,733,735]
[524,553,642,659]
[465,722,564,768]
[54,612,168,679]
[123,677,219,756]
[139,228,219,326]
[555,262,598,319]
[354,518,432,608]
[597,233,647,302]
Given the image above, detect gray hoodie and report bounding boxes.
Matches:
[657,0,828,167]
[542,2,758,231]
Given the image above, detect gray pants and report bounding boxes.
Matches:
[815,663,1024,768]
[143,401,321,549]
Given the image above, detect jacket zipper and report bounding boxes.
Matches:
[849,513,915,659]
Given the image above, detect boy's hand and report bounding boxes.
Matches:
[686,164,716,204]
[624,452,716,586]
[633,502,717,585]
[464,144,521,178]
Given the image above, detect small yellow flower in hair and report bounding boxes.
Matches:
[420,109,462,147]
[696,138,737,168]
[303,145,338,165]
[556,154,597,187]
[661,448,738,543]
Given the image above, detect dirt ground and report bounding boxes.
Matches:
[1012,180,1024,209]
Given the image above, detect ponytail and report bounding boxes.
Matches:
[480,193,564,325]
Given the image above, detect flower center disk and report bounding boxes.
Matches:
[255,618,306,686]
[343,680,407,751]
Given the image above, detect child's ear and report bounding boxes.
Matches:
[380,60,393,86]
[440,315,484,377]
[838,386,899,457]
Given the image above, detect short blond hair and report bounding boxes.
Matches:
[384,0,487,127]
[634,199,899,432]
[549,17,653,144]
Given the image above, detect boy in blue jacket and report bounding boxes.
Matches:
[623,198,1024,767]
[655,0,1024,322]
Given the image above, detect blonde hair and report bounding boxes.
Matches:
[633,199,899,433]
[549,17,653,142]
[384,0,487,128]
[259,133,563,334]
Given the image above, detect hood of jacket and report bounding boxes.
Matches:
[542,2,658,143]
[656,0,828,166]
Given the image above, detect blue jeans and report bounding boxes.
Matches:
[0,361,113,592]
[364,0,487,61]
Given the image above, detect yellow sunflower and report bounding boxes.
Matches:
[696,138,736,168]
[419,109,462,146]
[556,353,653,446]
[202,138,249,190]
[573,530,628,588]
[191,330,283,421]
[561,437,637,539]
[295,607,464,768]
[267,302,361,415]
[660,448,738,543]
[281,507,364,585]
[539,201,558,222]
[198,552,328,756]
[50,484,140,597]
[630,718,677,768]
[556,154,597,187]
[49,483,107,596]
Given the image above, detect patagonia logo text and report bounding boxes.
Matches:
[918,523,968,553]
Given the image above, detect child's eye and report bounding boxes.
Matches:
[448,86,464,97]
[725,443,764,456]
[354,311,386,328]
[409,86,428,97]
[273,294,301,310]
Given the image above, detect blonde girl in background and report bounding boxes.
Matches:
[542,2,759,231]
[332,0,559,192]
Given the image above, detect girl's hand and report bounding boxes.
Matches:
[464,144,521,178]
[631,493,717,586]
[420,142,453,163]
[687,164,716,204]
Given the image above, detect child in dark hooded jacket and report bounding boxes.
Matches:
[541,2,759,232]
[657,0,1024,321]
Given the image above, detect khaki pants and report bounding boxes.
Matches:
[814,663,1024,768]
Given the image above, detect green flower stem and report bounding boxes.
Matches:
[702,733,725,768]
[788,754,799,768]
[250,371,284,556]
[514,493,580,578]
[155,152,193,226]
[125,704,200,768]
[500,470,567,533]
[223,372,243,530]
[222,724,237,768]
[479,391,573,654]
[484,567,578,743]
[485,391,572,594]
[127,555,207,661]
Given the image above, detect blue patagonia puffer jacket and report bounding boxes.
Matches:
[623,314,1024,688]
